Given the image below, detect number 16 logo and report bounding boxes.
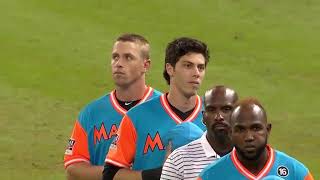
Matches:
[277,166,289,177]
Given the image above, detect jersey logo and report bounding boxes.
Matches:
[124,102,133,105]
[143,131,165,154]
[277,166,289,177]
[93,123,118,145]
[65,138,76,155]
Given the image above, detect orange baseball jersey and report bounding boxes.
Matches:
[105,94,206,170]
[63,87,161,168]
[198,145,314,180]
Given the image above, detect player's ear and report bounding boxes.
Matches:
[143,58,151,72]
[165,63,174,77]
[266,123,272,134]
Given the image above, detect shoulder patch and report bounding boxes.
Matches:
[109,134,119,150]
[65,138,76,155]
[277,166,289,177]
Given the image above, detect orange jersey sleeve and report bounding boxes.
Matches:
[105,115,137,168]
[63,120,90,168]
[304,172,314,180]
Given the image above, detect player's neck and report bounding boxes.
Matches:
[206,133,233,157]
[236,147,269,175]
[115,79,147,102]
[167,88,197,113]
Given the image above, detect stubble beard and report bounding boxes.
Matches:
[235,139,268,161]
[213,129,230,144]
[114,73,144,89]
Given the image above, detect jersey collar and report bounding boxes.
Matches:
[231,145,275,180]
[160,94,202,124]
[110,86,153,115]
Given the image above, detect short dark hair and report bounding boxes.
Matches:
[163,37,210,84]
[116,33,150,59]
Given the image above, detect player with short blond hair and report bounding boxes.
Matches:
[63,33,161,180]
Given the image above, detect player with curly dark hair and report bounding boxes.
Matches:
[163,37,210,85]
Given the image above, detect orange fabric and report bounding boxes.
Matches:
[64,120,90,168]
[105,115,137,168]
[196,177,202,180]
[304,172,314,180]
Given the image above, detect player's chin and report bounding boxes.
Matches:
[213,129,229,140]
[243,150,260,160]
[245,154,260,160]
[186,91,197,98]
[190,83,200,90]
[113,75,126,82]
[182,88,197,97]
[213,128,229,136]
[114,79,129,87]
[191,86,200,95]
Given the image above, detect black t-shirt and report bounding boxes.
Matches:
[116,98,140,111]
[165,93,194,120]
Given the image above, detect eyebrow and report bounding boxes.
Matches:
[112,52,134,56]
[223,104,233,107]
[233,121,264,127]
[233,123,244,128]
[181,59,205,65]
[181,60,194,64]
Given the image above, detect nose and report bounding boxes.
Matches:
[244,130,254,142]
[192,66,200,78]
[113,58,124,68]
[214,112,224,122]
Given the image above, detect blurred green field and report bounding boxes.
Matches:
[0,0,319,179]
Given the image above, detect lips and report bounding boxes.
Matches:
[213,122,228,129]
[113,71,125,75]
[189,81,200,85]
[189,81,200,88]
[244,145,256,152]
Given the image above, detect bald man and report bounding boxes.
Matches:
[198,98,314,180]
[161,85,238,180]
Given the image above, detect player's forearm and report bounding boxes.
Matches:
[66,162,103,180]
[114,167,163,180]
[113,168,142,180]
[103,162,162,180]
